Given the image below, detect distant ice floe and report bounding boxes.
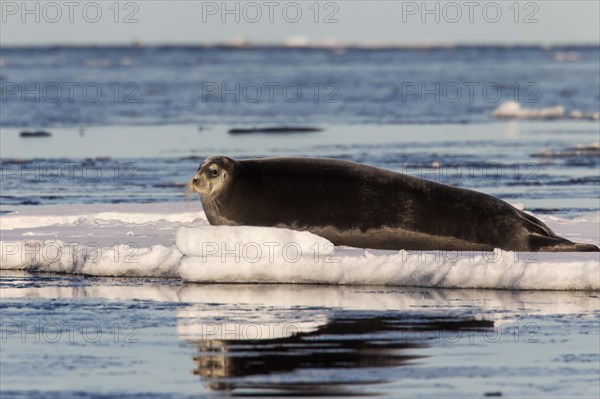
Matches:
[553,51,581,63]
[1,202,599,290]
[535,142,600,159]
[491,101,600,121]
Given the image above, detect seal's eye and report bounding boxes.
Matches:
[209,169,218,177]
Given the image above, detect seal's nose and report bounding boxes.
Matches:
[192,178,199,184]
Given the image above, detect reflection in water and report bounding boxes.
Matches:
[187,314,494,396]
[1,273,598,398]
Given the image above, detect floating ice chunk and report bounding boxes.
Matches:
[1,240,84,274]
[492,101,599,121]
[81,244,182,277]
[0,239,181,277]
[553,51,580,62]
[179,248,600,290]
[2,203,599,290]
[491,101,565,119]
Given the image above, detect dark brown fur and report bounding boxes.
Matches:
[196,156,599,252]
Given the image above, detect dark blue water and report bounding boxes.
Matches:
[1,123,598,216]
[1,45,599,127]
[0,46,598,216]
[1,47,599,399]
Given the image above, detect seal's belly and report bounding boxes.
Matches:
[298,225,494,251]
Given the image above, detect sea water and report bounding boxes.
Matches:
[1,46,599,398]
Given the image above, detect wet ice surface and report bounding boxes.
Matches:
[1,272,599,398]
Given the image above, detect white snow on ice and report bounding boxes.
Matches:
[1,202,598,290]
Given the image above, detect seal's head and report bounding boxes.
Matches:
[189,156,235,197]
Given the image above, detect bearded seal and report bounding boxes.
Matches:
[188,156,599,252]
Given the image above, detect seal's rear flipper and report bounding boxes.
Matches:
[529,234,600,252]
[573,243,600,252]
[518,210,558,238]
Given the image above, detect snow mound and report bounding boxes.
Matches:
[176,225,335,258]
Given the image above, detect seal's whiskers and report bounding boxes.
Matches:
[184,180,197,210]
[209,193,222,217]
